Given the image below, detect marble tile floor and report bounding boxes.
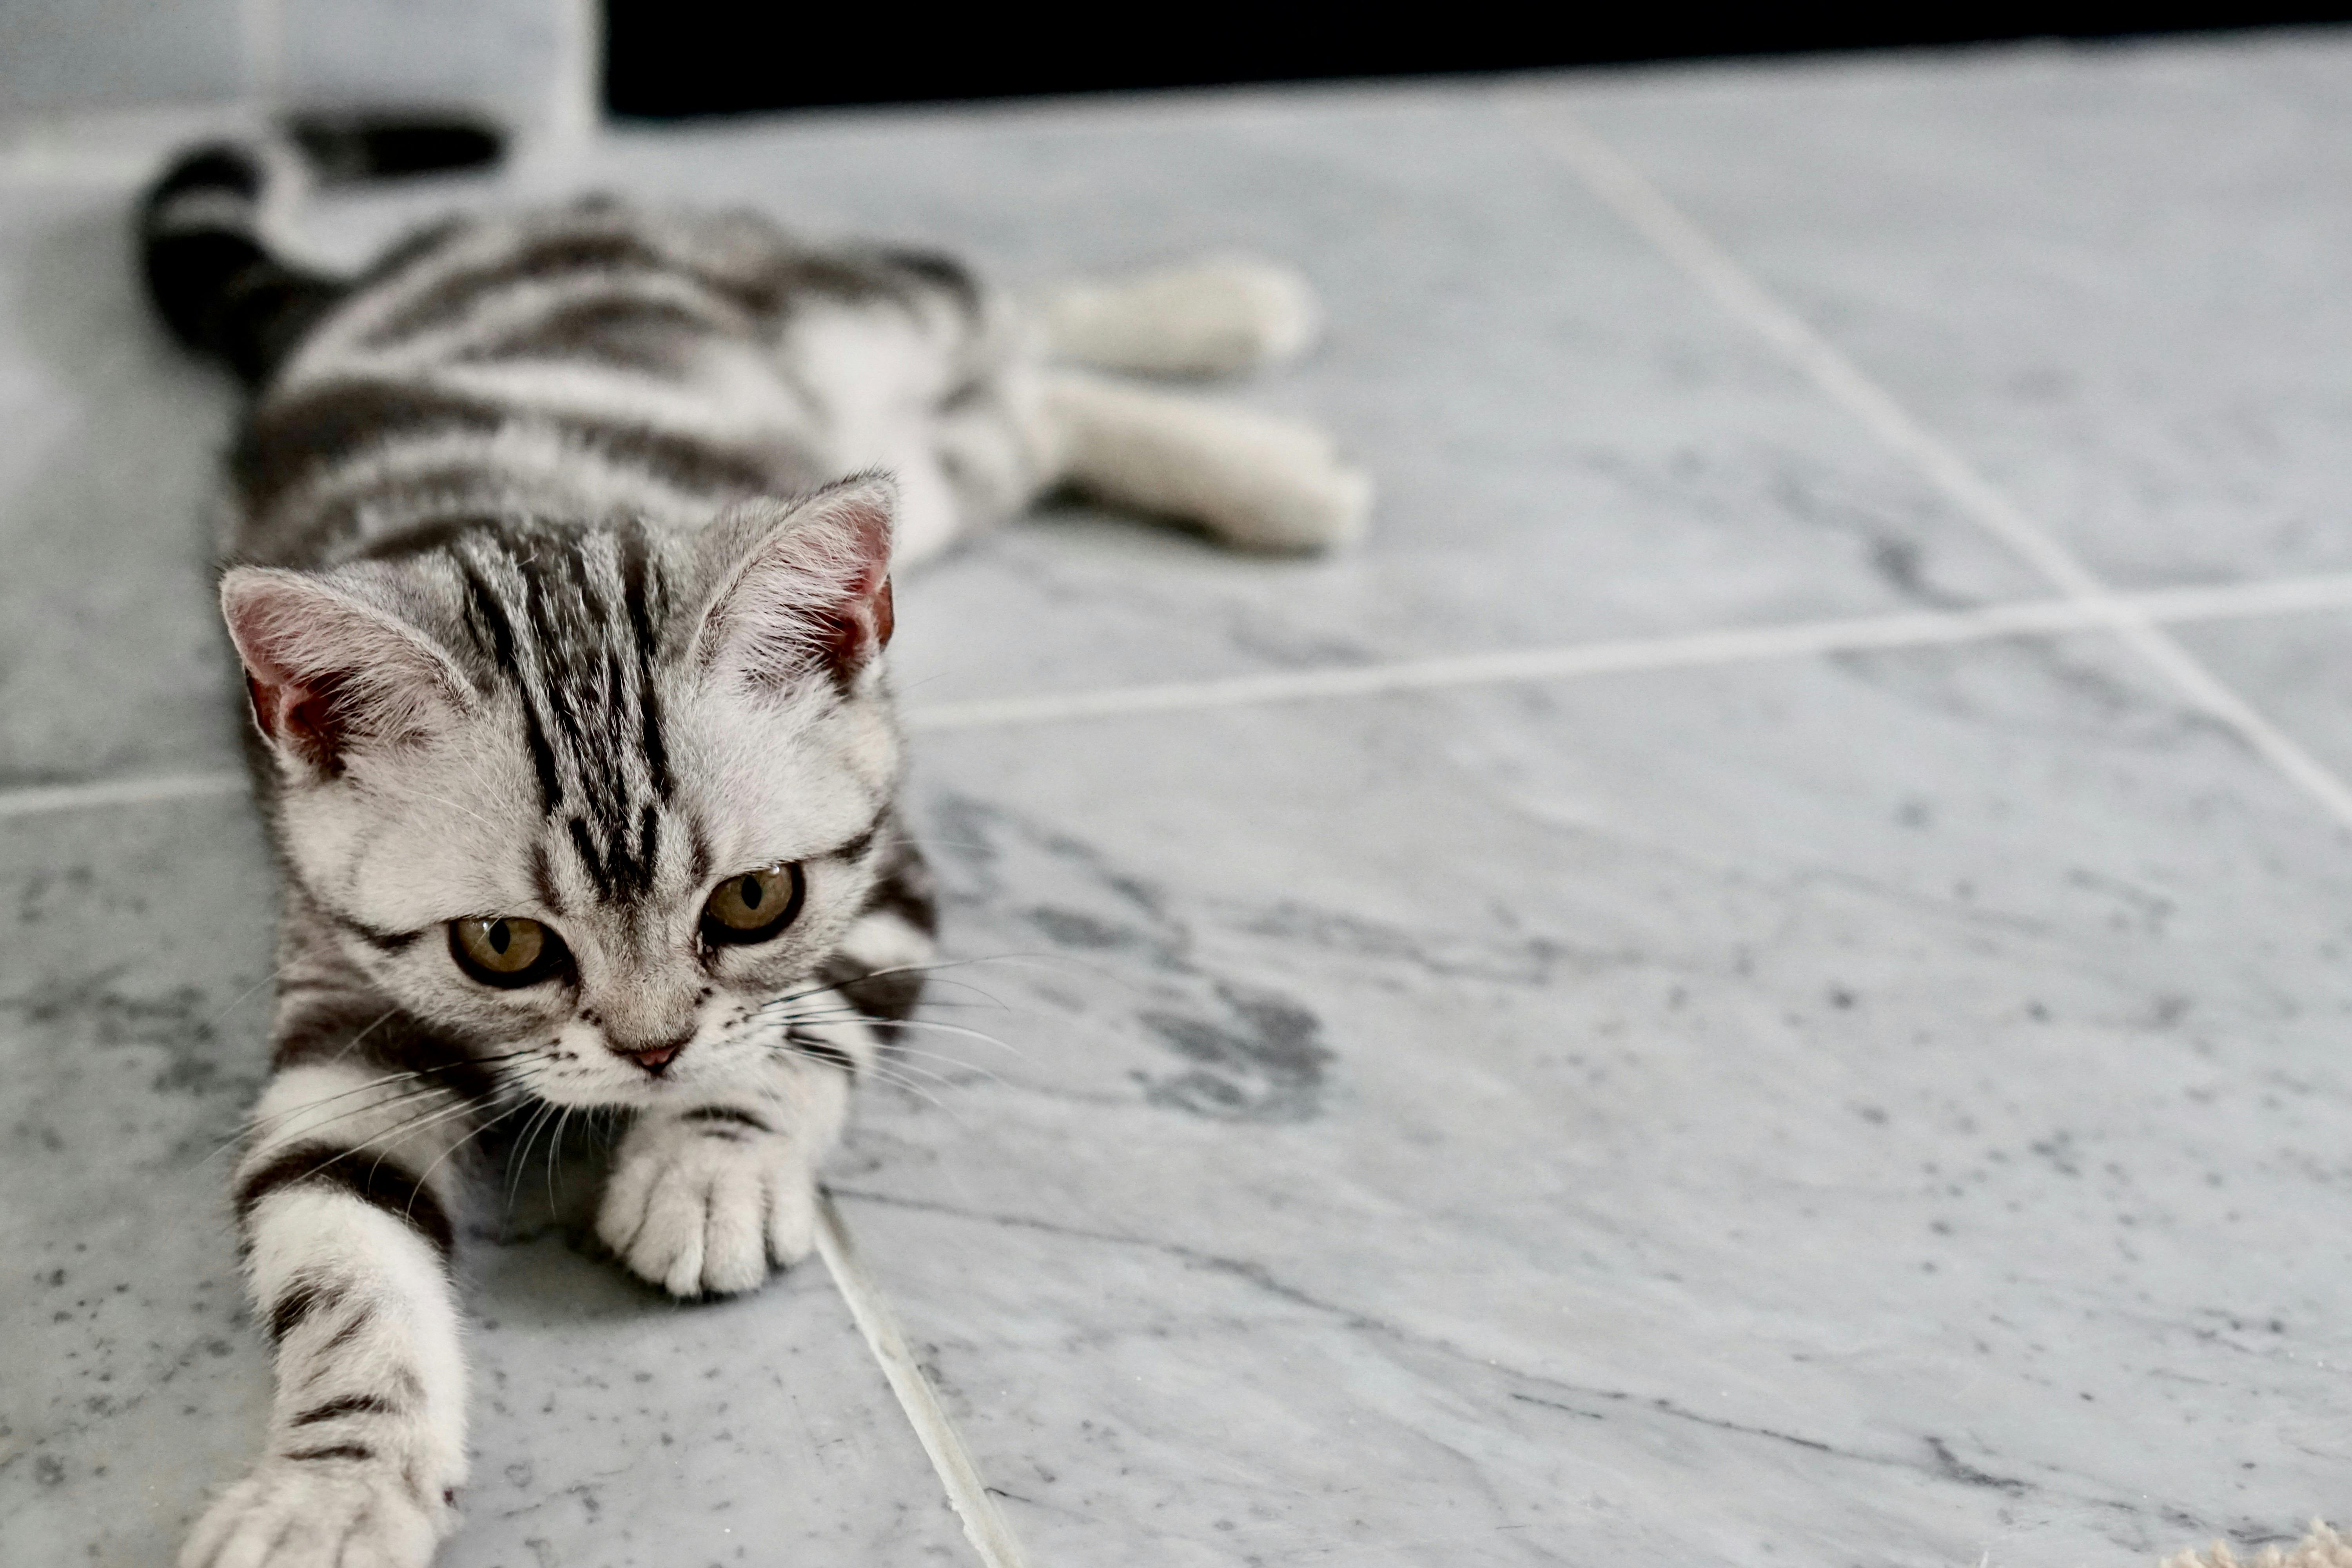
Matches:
[9,27,2352,1568]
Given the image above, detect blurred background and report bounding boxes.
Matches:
[2,0,2348,128]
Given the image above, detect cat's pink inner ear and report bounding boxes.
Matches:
[220,568,461,772]
[701,477,899,690]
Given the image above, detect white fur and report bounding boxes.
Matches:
[595,1035,858,1297]
[182,1463,445,1568]
[187,1067,474,1568]
[1041,256,1323,376]
[1043,370,1373,552]
[773,303,992,569]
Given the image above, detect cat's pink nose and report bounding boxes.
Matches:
[624,1044,682,1074]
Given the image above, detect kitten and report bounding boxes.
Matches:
[143,135,1368,1568]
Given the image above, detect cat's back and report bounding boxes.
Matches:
[230,198,986,570]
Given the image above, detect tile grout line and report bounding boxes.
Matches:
[899,575,2352,732]
[0,769,251,821]
[13,571,2352,824]
[812,1191,1033,1568]
[1498,94,2352,835]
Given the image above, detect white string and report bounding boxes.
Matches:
[813,1191,1032,1568]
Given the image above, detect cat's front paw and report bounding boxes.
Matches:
[596,1112,818,1298]
[181,1456,451,1568]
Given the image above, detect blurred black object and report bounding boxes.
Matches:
[606,6,2352,117]
[283,112,505,182]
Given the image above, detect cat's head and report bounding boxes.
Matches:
[220,476,905,1108]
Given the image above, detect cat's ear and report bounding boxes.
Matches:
[220,567,470,774]
[691,475,897,693]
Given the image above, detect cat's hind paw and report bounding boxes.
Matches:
[1045,373,1374,553]
[1042,256,1323,378]
[181,1457,450,1568]
[596,1112,818,1298]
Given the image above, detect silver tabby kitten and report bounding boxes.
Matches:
[143,138,1367,1568]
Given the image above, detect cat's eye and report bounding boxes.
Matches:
[701,862,804,947]
[449,916,570,988]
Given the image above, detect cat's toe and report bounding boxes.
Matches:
[181,1459,446,1568]
[598,1133,811,1298]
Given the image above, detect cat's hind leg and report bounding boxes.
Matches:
[1042,370,1372,552]
[183,1056,483,1568]
[1038,258,1323,378]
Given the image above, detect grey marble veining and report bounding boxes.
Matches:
[1556,30,2352,592]
[839,632,2352,1565]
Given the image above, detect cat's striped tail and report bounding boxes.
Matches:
[139,142,345,388]
[139,118,503,388]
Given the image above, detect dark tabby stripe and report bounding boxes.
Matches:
[528,839,564,913]
[320,1312,373,1356]
[235,378,784,529]
[446,524,678,903]
[764,250,980,318]
[617,527,671,796]
[235,1145,456,1256]
[452,545,561,806]
[680,1106,773,1132]
[267,990,492,1095]
[813,824,941,1023]
[357,222,982,352]
[232,380,504,517]
[286,1444,376,1464]
[361,229,685,346]
[789,1033,857,1076]
[293,1393,398,1426]
[330,911,423,955]
[450,294,726,373]
[874,248,982,316]
[267,1274,347,1343]
[138,144,348,387]
[866,832,939,938]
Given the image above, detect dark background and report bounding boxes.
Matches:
[606,6,2352,118]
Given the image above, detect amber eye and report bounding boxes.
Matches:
[449,916,570,988]
[701,862,804,946]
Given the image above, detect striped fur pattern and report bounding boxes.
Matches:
[145,136,1363,1568]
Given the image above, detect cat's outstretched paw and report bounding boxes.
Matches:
[596,1112,817,1298]
[181,1458,450,1568]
